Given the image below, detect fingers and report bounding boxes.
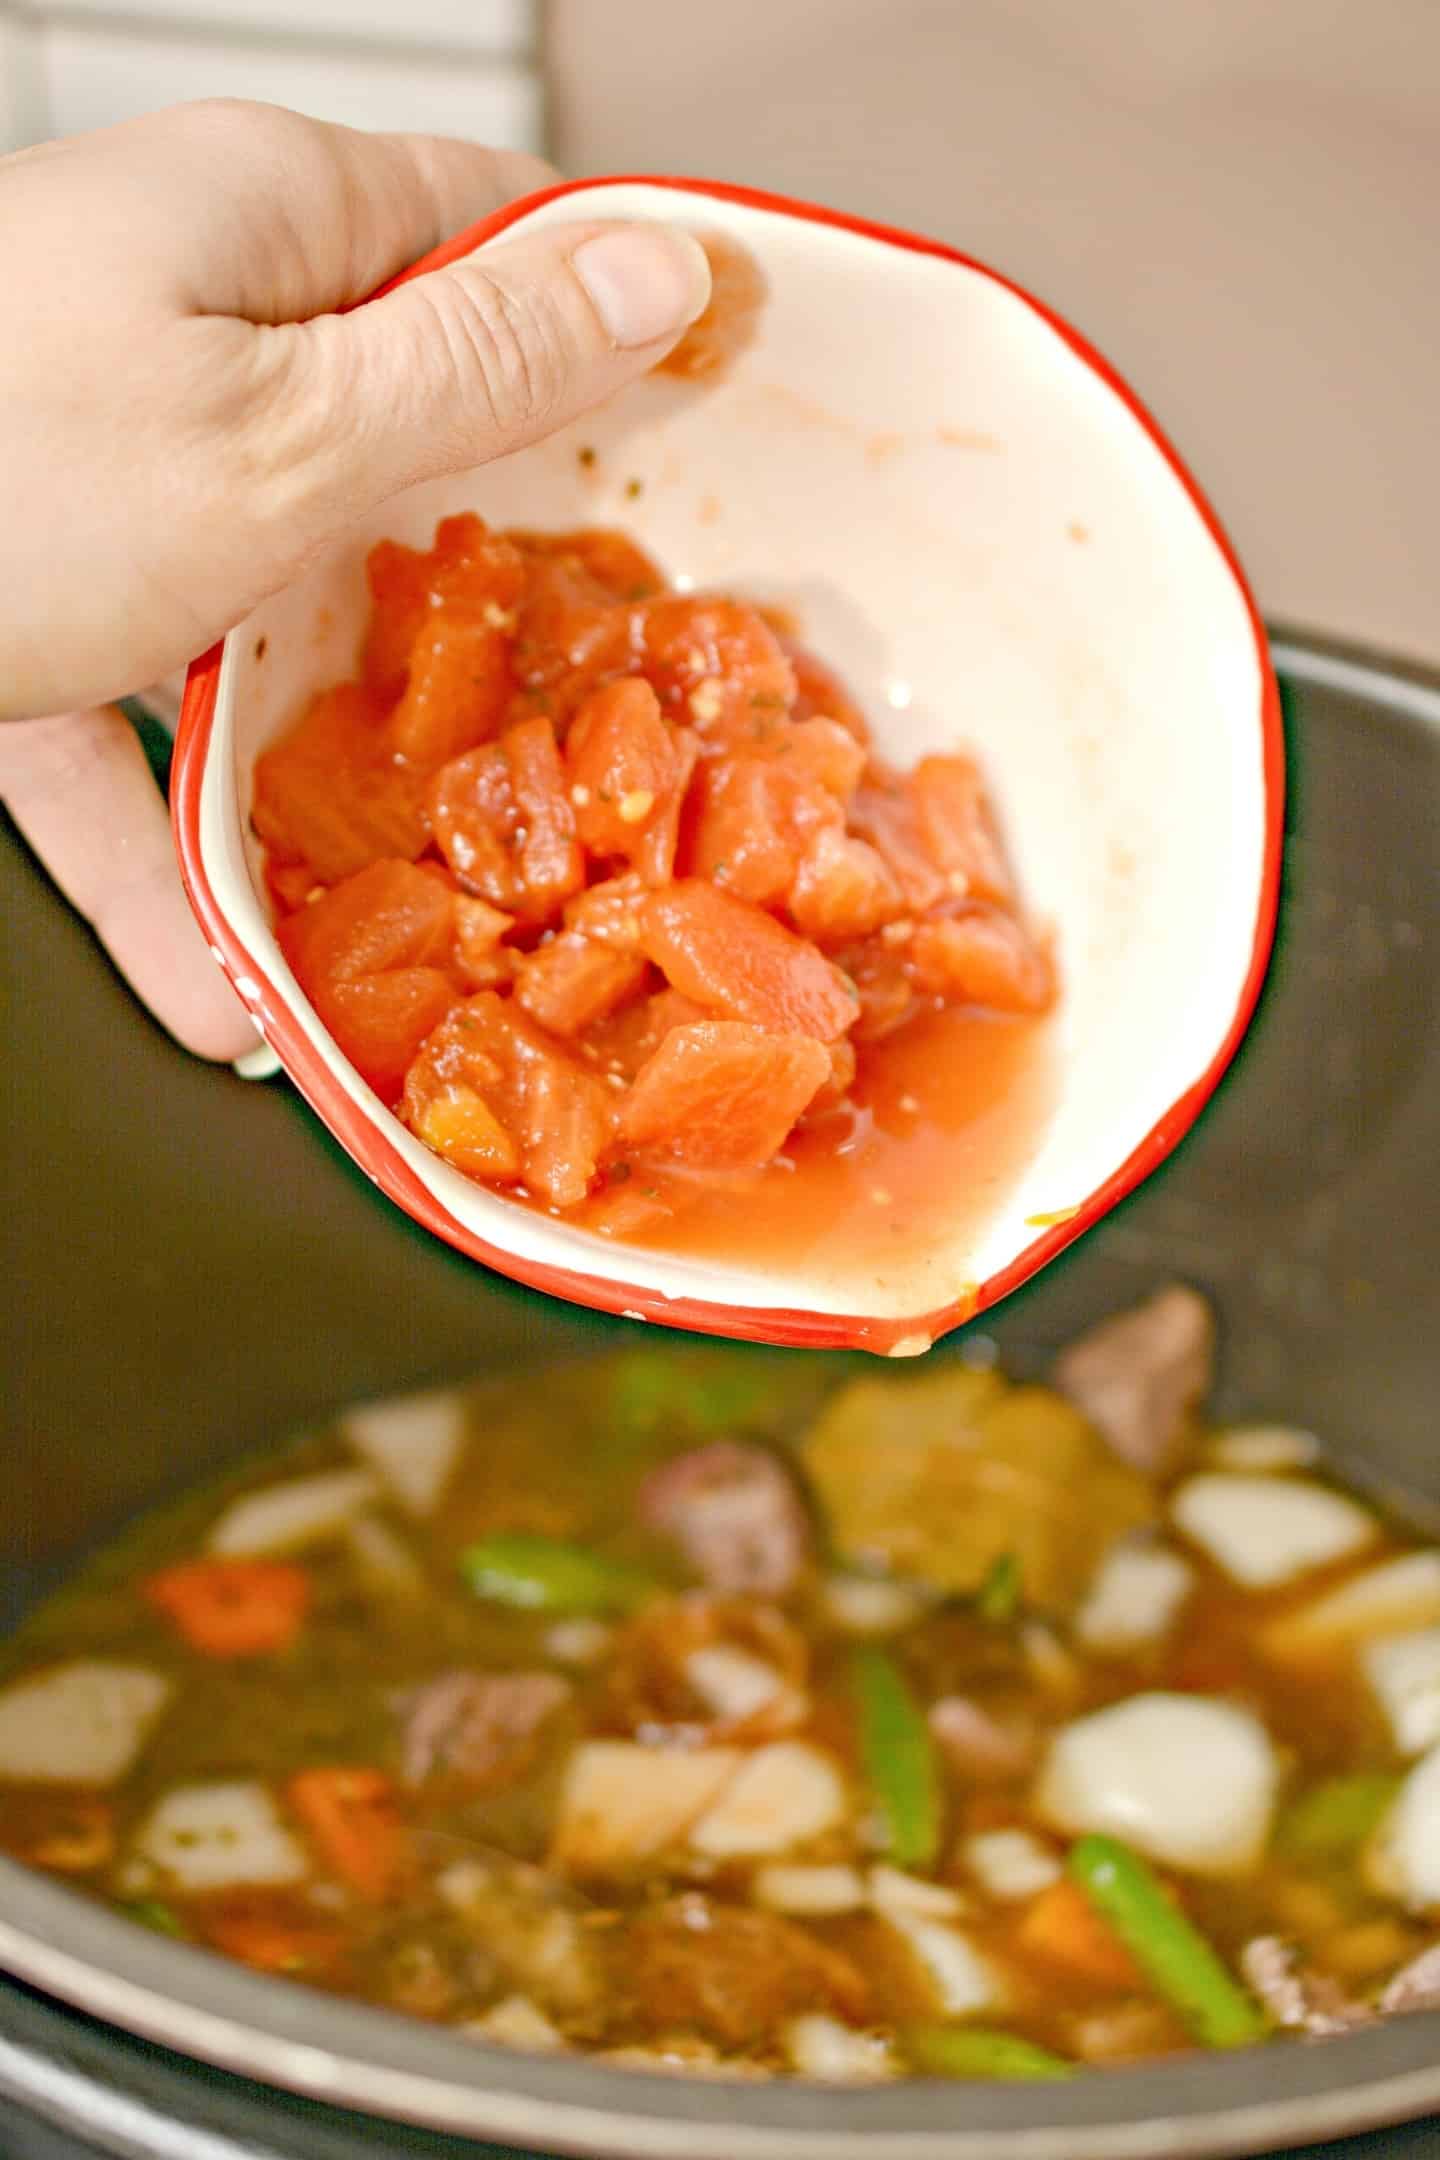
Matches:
[263,216,712,519]
[7,100,560,327]
[170,108,562,324]
[0,709,261,1062]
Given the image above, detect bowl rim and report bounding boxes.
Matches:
[173,173,1285,1354]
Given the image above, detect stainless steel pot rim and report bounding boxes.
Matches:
[4,1885,1440,2160]
[4,632,1438,2156]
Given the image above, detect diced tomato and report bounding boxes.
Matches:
[429,717,582,923]
[286,1767,409,1904]
[509,551,630,726]
[429,513,527,619]
[836,933,917,1042]
[278,857,454,983]
[403,994,611,1207]
[784,639,871,743]
[362,539,431,704]
[251,683,429,885]
[782,716,868,799]
[803,1036,858,1118]
[640,881,858,1043]
[909,752,1015,906]
[788,827,903,945]
[277,859,459,1099]
[847,767,948,914]
[505,714,585,917]
[427,743,518,907]
[584,985,710,1083]
[685,754,841,909]
[519,1048,616,1208]
[618,1021,830,1170]
[452,894,515,991]
[143,1558,310,1658]
[326,974,466,1103]
[634,596,796,734]
[908,908,1053,1012]
[198,1892,349,1978]
[513,933,650,1037]
[265,858,323,917]
[386,613,512,769]
[512,527,665,601]
[410,1082,520,1179]
[565,678,697,885]
[563,871,648,950]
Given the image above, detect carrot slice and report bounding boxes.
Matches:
[198,1891,349,1976]
[286,1767,409,1904]
[1015,1877,1141,1990]
[143,1558,310,1658]
[640,881,858,1043]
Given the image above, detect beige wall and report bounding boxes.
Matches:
[550,0,1440,663]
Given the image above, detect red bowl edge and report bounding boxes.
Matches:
[173,173,1285,1357]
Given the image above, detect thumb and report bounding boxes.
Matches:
[282,218,711,514]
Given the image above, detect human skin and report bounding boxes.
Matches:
[0,100,709,1056]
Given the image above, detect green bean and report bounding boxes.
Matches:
[459,1534,657,1613]
[905,2024,1075,2081]
[852,1645,941,1870]
[119,1898,185,1938]
[609,1352,771,1442]
[1275,1774,1400,1861]
[976,1552,1022,1623]
[1067,1836,1265,2049]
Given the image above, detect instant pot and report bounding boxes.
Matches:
[4,633,1438,2157]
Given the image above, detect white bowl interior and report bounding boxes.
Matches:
[199,181,1267,1335]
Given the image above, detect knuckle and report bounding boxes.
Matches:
[434,266,567,441]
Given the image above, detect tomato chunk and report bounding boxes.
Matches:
[403,994,610,1206]
[386,613,512,769]
[784,639,871,743]
[252,684,428,886]
[565,679,698,882]
[278,859,459,1099]
[640,881,858,1043]
[635,596,796,735]
[909,752,1015,906]
[789,827,903,945]
[513,933,650,1037]
[361,516,525,707]
[908,908,1053,1011]
[847,768,948,914]
[429,716,582,923]
[686,754,841,909]
[617,1021,830,1170]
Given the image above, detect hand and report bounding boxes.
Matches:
[0,100,710,1057]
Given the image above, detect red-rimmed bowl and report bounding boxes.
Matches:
[173,175,1281,1356]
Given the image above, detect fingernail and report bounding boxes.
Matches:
[573,225,711,349]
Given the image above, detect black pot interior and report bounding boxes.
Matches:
[3,635,1439,2159]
